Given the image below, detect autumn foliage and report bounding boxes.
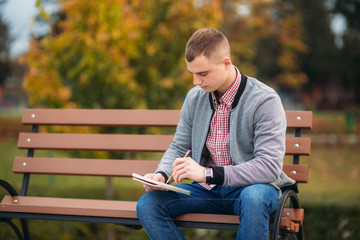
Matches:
[24,0,307,109]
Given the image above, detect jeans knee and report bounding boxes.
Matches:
[240,184,278,211]
[137,191,167,220]
[137,193,154,220]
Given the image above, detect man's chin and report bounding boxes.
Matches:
[200,86,212,92]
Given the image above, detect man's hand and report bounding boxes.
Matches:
[143,173,166,192]
[172,157,206,183]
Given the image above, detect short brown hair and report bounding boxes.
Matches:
[185,28,230,63]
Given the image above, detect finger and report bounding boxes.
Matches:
[174,166,189,183]
[173,158,190,171]
[153,173,164,182]
[173,157,184,169]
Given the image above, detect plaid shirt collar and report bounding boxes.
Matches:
[211,66,241,108]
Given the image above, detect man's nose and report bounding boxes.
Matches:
[193,75,202,85]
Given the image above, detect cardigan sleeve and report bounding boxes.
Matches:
[223,92,287,187]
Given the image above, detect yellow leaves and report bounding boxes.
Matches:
[80,73,89,85]
[277,50,297,70]
[160,78,174,89]
[275,72,308,90]
[24,66,73,107]
[36,0,50,21]
[58,87,72,102]
[24,0,225,109]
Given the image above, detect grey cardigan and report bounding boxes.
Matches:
[156,73,295,194]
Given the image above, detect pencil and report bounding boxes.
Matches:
[166,150,191,184]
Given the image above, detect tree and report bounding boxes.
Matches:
[0,16,10,90]
[221,0,308,90]
[334,0,360,105]
[24,0,223,109]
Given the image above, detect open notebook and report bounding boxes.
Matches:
[132,173,191,195]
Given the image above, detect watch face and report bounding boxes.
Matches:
[205,168,213,178]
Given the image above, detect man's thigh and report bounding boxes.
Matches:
[141,183,232,217]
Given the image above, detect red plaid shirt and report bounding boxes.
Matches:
[202,67,241,189]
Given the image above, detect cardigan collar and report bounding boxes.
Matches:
[209,71,248,110]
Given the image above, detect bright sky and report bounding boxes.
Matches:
[1,0,37,58]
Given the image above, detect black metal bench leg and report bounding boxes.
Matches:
[297,225,304,240]
[20,219,31,240]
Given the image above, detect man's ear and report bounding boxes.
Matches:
[222,57,232,68]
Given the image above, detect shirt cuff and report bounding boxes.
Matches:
[207,166,224,185]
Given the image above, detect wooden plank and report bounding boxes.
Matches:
[18,133,174,152]
[22,109,180,127]
[13,157,309,184]
[282,208,304,225]
[286,111,313,129]
[22,109,312,130]
[13,157,159,177]
[280,217,290,229]
[283,165,309,183]
[174,213,239,224]
[285,137,311,155]
[0,196,138,219]
[18,132,310,156]
[280,217,300,232]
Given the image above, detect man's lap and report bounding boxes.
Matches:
[137,183,278,217]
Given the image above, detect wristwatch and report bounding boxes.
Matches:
[204,167,213,183]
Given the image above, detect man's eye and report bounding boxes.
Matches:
[199,73,208,77]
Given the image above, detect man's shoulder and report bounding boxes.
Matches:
[246,76,277,95]
[185,86,209,102]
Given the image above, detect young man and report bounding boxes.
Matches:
[136,28,295,239]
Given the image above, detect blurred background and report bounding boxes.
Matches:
[0,0,359,239]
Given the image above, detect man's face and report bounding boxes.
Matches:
[186,54,230,96]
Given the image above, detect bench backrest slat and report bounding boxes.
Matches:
[22,109,312,129]
[285,137,311,155]
[13,157,309,183]
[285,111,312,129]
[18,133,173,152]
[22,109,180,127]
[282,164,309,183]
[18,133,311,156]
[13,157,159,177]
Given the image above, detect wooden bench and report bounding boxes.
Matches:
[0,109,312,240]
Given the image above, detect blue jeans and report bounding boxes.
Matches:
[136,183,279,240]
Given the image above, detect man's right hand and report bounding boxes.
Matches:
[143,173,166,192]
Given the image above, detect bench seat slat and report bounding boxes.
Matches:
[281,208,304,225]
[18,133,310,155]
[13,157,309,183]
[22,109,180,127]
[1,196,137,219]
[18,133,173,152]
[0,196,303,228]
[280,217,300,232]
